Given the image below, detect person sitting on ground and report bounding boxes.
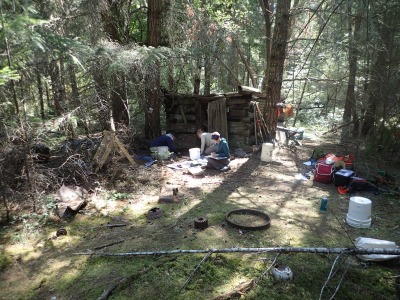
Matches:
[149,133,176,153]
[203,132,231,172]
[197,128,217,155]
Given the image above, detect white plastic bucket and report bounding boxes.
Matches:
[156,146,169,156]
[189,148,200,160]
[346,196,372,228]
[150,146,170,159]
[261,143,274,162]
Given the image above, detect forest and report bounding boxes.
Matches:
[0,0,399,299]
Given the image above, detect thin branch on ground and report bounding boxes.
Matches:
[255,253,281,284]
[94,239,125,250]
[102,224,127,228]
[329,261,350,300]
[330,208,356,247]
[179,251,213,293]
[319,253,347,300]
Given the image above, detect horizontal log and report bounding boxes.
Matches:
[228,110,248,118]
[168,114,196,123]
[227,117,251,124]
[228,122,251,131]
[228,136,249,148]
[165,94,254,105]
[168,123,197,134]
[74,247,400,257]
[225,98,253,105]
[173,133,198,149]
[229,130,250,138]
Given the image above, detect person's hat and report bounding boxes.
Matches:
[211,132,220,140]
[166,133,175,140]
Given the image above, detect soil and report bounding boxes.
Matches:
[0,131,399,300]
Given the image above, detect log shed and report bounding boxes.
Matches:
[163,86,265,149]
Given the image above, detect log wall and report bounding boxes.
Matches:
[164,91,262,149]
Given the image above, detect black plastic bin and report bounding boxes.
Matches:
[334,169,355,187]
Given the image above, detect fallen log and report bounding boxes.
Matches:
[74,246,400,257]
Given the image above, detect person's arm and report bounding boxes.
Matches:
[200,135,206,154]
[166,137,175,152]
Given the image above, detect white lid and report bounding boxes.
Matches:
[325,157,334,164]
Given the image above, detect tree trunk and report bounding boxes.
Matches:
[167,61,174,91]
[227,42,238,89]
[145,0,162,139]
[59,56,66,107]
[259,0,273,91]
[1,9,19,115]
[36,64,45,124]
[92,64,111,131]
[111,73,130,127]
[68,62,89,135]
[193,57,201,95]
[343,8,361,139]
[232,37,257,88]
[216,56,240,87]
[262,0,291,141]
[361,14,392,136]
[204,56,212,95]
[49,59,63,116]
[68,63,80,108]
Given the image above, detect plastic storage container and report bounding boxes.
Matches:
[346,196,372,228]
[334,169,354,187]
[261,143,274,162]
[151,146,170,159]
[189,148,200,160]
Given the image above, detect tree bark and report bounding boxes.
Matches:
[343,6,362,140]
[215,56,240,87]
[232,37,257,88]
[68,63,80,108]
[36,63,45,124]
[262,0,291,141]
[203,55,212,95]
[49,59,63,116]
[92,64,111,131]
[361,12,393,136]
[145,0,162,138]
[1,7,19,115]
[259,0,273,91]
[111,73,130,127]
[193,57,201,95]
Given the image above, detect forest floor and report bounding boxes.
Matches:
[0,130,400,300]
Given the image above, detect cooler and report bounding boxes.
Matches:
[334,169,354,187]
